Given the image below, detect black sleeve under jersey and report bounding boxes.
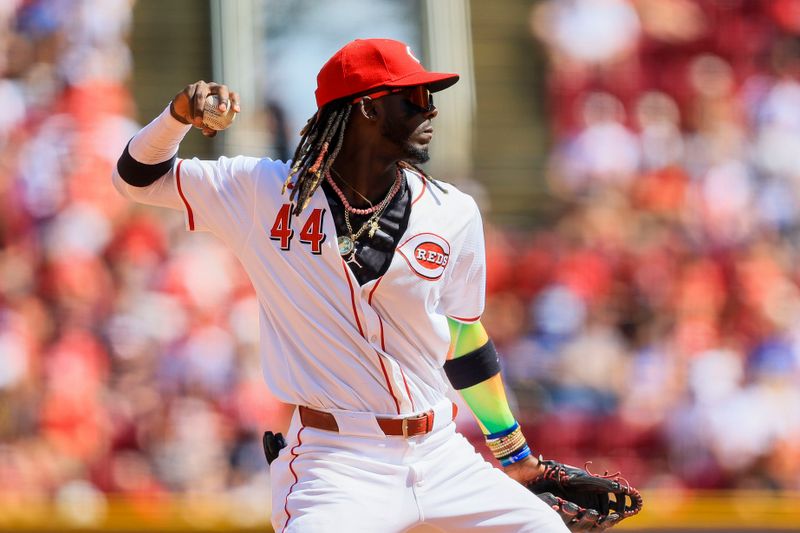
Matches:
[116,142,177,187]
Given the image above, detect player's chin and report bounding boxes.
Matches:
[403,142,430,164]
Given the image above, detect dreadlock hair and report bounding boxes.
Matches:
[283,100,352,216]
[283,96,447,217]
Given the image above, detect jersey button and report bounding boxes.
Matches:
[370,335,378,343]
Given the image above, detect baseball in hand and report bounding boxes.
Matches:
[202,94,237,130]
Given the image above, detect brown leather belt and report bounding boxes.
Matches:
[298,404,457,438]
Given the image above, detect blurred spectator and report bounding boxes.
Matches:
[547,92,641,196]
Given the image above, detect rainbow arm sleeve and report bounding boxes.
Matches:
[447,318,516,435]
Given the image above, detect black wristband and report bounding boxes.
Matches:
[116,141,177,187]
[443,339,501,390]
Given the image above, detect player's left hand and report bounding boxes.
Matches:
[502,455,545,484]
[525,457,643,531]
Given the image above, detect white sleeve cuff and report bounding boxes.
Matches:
[128,103,192,164]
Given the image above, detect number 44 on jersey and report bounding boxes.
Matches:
[270,203,326,254]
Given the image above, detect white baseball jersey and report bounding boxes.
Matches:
[114,108,570,533]
[114,127,486,417]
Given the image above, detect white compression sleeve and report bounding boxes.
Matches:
[111,104,192,210]
[128,104,192,164]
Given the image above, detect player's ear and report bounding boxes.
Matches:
[359,96,378,121]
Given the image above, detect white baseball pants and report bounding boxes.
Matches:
[270,403,569,532]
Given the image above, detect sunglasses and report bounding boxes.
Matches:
[353,86,435,113]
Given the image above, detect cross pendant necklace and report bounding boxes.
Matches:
[341,207,384,270]
[335,167,404,268]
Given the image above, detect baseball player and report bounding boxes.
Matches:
[112,38,571,532]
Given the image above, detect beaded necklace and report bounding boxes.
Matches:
[330,168,373,208]
[327,167,404,266]
[325,167,402,216]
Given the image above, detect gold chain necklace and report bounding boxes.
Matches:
[337,170,404,267]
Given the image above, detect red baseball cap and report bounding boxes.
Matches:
[315,38,459,109]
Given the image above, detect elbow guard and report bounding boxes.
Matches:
[443,339,501,390]
[116,142,176,187]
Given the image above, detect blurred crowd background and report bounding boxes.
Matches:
[0,0,283,523]
[498,0,800,493]
[2,0,800,527]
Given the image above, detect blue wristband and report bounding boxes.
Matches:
[486,421,520,440]
[500,444,531,467]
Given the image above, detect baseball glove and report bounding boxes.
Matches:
[526,458,643,531]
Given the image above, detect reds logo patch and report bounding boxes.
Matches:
[397,233,450,280]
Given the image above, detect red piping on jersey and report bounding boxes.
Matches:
[175,160,195,231]
[376,352,401,414]
[341,259,400,413]
[376,317,401,412]
[411,174,427,206]
[282,425,305,532]
[367,276,384,305]
[341,259,364,337]
[448,314,481,323]
[372,279,408,412]
[373,285,414,413]
[400,367,415,411]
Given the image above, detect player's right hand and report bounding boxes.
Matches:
[170,81,241,137]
